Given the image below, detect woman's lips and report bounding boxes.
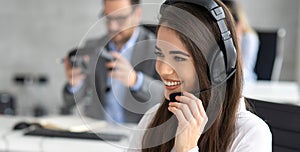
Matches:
[163,80,183,90]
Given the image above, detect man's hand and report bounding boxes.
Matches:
[63,56,88,87]
[106,52,137,87]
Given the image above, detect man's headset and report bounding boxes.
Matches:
[159,0,237,101]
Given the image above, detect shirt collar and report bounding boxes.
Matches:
[238,97,247,113]
[108,27,140,53]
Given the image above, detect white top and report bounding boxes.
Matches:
[241,32,259,83]
[128,97,272,152]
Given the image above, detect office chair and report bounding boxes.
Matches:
[142,24,157,34]
[254,28,286,81]
[247,98,300,152]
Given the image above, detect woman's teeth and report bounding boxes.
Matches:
[163,81,182,86]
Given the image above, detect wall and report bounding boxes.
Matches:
[298,1,300,84]
[0,0,162,116]
[0,0,102,115]
[0,0,299,116]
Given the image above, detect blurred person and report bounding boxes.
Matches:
[223,0,259,82]
[128,0,271,151]
[61,0,163,123]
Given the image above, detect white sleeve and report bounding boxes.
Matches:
[188,146,199,152]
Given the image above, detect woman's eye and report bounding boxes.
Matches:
[174,56,186,61]
[154,51,164,57]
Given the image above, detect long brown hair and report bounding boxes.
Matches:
[142,1,243,152]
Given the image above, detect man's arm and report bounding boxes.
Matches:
[61,80,89,114]
[61,48,91,114]
[130,73,164,103]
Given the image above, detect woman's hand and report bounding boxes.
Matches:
[168,91,208,151]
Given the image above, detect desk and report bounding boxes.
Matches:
[243,81,300,105]
[0,116,37,151]
[0,115,135,152]
[42,136,127,152]
[6,131,44,151]
[0,137,4,150]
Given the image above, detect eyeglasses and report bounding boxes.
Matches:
[99,7,136,25]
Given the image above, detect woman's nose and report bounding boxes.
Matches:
[156,60,174,76]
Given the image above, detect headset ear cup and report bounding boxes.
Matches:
[210,50,227,84]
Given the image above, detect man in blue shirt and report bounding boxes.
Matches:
[61,0,163,123]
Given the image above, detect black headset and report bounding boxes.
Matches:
[160,0,237,85]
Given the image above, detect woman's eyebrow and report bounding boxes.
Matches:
[169,50,190,57]
[155,46,190,57]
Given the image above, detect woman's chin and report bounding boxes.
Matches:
[164,90,180,100]
[164,92,170,100]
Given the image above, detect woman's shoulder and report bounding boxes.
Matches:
[127,103,161,151]
[231,107,272,151]
[137,103,161,129]
[236,110,271,135]
[146,103,161,114]
[142,103,161,121]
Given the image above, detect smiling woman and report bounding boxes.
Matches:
[154,27,198,98]
[128,0,272,152]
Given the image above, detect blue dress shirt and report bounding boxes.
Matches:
[105,27,142,123]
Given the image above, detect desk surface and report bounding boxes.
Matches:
[0,115,135,152]
[0,116,37,151]
[243,81,300,105]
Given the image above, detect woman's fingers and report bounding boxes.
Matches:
[175,95,201,120]
[183,91,200,101]
[169,92,208,152]
[181,92,206,118]
[168,106,187,124]
[175,92,206,119]
[196,99,207,120]
[169,102,194,122]
[169,91,207,127]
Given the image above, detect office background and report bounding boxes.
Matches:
[0,0,299,116]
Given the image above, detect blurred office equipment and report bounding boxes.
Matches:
[247,98,300,152]
[13,73,49,116]
[254,28,286,81]
[0,92,16,115]
[13,74,49,86]
[25,128,125,141]
[33,104,48,117]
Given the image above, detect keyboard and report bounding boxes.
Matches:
[24,128,126,142]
